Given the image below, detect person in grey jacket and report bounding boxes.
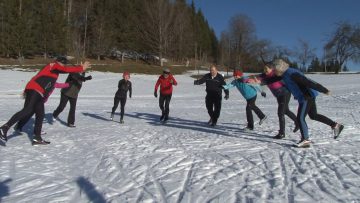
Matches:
[52,72,92,127]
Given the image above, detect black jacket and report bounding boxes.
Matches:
[194,73,229,97]
[62,73,91,98]
[115,79,132,98]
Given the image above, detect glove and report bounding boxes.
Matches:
[194,80,199,85]
[224,94,229,100]
[261,92,266,97]
[154,91,158,98]
[129,95,132,99]
[85,75,92,80]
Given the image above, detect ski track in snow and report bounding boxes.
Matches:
[0,69,360,202]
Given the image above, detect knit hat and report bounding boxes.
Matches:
[55,56,69,65]
[273,59,289,75]
[123,71,130,78]
[264,61,275,68]
[233,70,243,77]
[163,67,170,74]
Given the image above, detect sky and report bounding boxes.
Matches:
[189,0,360,70]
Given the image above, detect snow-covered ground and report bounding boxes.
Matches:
[0,69,359,203]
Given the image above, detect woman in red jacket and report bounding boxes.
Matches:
[154,68,177,122]
[0,56,91,145]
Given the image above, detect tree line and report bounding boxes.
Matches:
[0,0,217,66]
[217,16,360,73]
[0,0,359,73]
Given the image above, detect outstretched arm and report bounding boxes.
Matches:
[222,80,236,90]
[194,75,207,85]
[291,73,329,94]
[258,75,282,85]
[54,82,70,89]
[52,61,91,73]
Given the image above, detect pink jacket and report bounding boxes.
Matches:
[258,71,289,97]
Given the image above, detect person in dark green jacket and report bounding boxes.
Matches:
[52,72,92,127]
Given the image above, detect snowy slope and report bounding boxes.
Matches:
[0,69,359,203]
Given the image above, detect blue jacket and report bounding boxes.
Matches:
[223,76,262,100]
[282,68,328,103]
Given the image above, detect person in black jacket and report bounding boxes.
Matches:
[52,72,92,127]
[111,72,132,123]
[194,65,229,126]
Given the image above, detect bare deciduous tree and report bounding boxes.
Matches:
[325,22,360,73]
[296,39,316,72]
[228,14,256,67]
[138,0,176,66]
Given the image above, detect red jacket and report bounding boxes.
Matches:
[154,74,177,95]
[25,62,84,98]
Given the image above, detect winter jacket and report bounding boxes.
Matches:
[61,73,91,98]
[115,79,132,98]
[257,71,289,97]
[223,76,262,100]
[194,73,229,98]
[25,62,84,98]
[155,74,177,95]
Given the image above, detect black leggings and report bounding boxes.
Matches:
[246,96,265,129]
[159,94,172,117]
[4,90,44,138]
[111,97,127,120]
[53,93,77,125]
[277,92,298,134]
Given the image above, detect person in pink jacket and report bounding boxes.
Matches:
[154,68,177,122]
[254,62,299,139]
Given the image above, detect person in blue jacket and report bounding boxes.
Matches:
[223,70,267,131]
[272,59,344,148]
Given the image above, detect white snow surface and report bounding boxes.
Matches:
[0,69,359,203]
